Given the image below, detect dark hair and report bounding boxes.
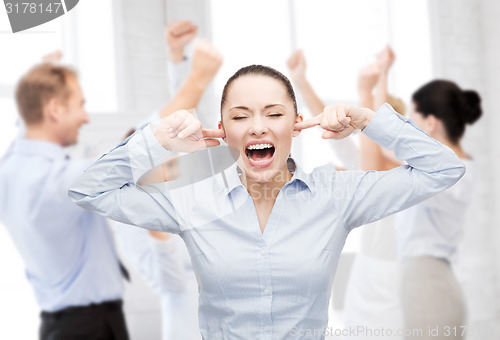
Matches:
[412,80,482,144]
[15,63,77,126]
[220,64,298,117]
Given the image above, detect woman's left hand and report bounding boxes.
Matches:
[294,104,375,139]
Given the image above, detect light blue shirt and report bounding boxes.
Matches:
[396,159,475,261]
[69,104,465,339]
[0,139,123,312]
[115,223,200,340]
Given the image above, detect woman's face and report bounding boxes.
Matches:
[220,75,302,183]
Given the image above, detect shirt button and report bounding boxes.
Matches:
[264,289,270,295]
[260,249,267,256]
[264,326,270,332]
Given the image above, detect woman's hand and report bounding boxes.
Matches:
[294,105,375,139]
[153,110,225,152]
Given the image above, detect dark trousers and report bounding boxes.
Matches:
[40,300,129,340]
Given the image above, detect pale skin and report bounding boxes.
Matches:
[42,50,63,63]
[357,60,400,171]
[25,76,89,147]
[159,39,222,119]
[408,105,468,159]
[153,75,375,233]
[24,52,89,147]
[287,50,325,116]
[358,46,467,172]
[165,20,198,64]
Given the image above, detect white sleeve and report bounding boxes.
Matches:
[166,58,191,100]
[338,103,466,230]
[114,223,190,294]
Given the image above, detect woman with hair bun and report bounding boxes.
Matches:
[398,80,482,340]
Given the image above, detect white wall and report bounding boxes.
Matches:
[480,0,500,329]
[113,0,169,115]
[428,0,500,337]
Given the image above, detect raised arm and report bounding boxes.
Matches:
[165,20,197,97]
[358,46,402,171]
[165,20,198,64]
[287,50,325,116]
[160,39,222,119]
[295,104,466,230]
[373,45,395,109]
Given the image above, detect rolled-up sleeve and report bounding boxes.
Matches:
[340,103,466,230]
[68,125,182,234]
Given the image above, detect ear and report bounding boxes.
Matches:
[292,114,303,137]
[46,97,65,123]
[218,121,226,142]
[426,115,439,134]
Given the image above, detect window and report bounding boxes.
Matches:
[0,0,118,156]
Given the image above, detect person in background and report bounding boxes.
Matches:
[346,46,482,340]
[165,20,198,100]
[397,80,481,339]
[0,33,221,339]
[115,20,221,340]
[0,62,130,340]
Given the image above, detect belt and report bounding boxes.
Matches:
[41,300,123,320]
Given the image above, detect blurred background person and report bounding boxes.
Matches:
[0,62,130,340]
[397,80,482,340]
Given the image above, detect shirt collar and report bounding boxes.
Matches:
[224,158,313,195]
[14,138,67,160]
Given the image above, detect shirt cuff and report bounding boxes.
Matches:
[362,103,408,150]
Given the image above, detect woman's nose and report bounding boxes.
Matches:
[249,116,268,136]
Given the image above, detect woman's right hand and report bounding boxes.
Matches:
[153,110,225,153]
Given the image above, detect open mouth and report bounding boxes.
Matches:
[245,142,275,168]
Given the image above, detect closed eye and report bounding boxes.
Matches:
[232,116,247,120]
[268,113,283,117]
